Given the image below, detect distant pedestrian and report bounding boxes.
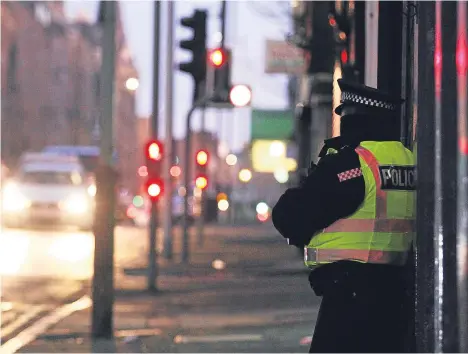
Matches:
[272,79,415,353]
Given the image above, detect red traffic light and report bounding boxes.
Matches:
[195,175,208,190]
[196,150,209,166]
[146,179,164,200]
[340,49,348,65]
[146,140,163,161]
[209,48,226,68]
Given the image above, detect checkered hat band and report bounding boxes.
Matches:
[340,92,396,110]
[337,168,363,182]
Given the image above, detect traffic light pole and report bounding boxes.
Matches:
[148,0,161,291]
[162,0,175,260]
[92,0,117,339]
[182,96,209,263]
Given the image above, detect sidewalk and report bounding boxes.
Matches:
[15,225,315,353]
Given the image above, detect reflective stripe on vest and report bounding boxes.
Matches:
[305,247,409,265]
[304,144,414,269]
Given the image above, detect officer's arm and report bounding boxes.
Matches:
[272,148,365,247]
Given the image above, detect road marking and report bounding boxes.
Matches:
[0,295,91,354]
[173,333,264,344]
[1,306,47,339]
[115,328,162,338]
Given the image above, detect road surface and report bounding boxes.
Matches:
[1,223,320,353]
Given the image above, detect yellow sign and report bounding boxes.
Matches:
[251,140,297,173]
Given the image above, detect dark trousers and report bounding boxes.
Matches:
[308,262,410,353]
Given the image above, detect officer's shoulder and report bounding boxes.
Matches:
[318,145,361,170]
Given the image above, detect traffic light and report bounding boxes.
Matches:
[179,10,207,102]
[145,140,164,201]
[208,48,232,104]
[195,149,209,190]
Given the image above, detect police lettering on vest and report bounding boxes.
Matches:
[378,165,416,191]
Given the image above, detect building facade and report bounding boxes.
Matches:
[1,1,139,193]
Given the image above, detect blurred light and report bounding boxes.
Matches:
[193,187,202,198]
[49,234,94,263]
[148,183,162,198]
[229,85,252,107]
[178,186,187,197]
[138,165,148,177]
[328,15,337,27]
[257,212,270,222]
[213,31,223,43]
[2,185,31,212]
[125,77,139,91]
[195,176,208,190]
[274,169,289,184]
[269,141,286,157]
[87,184,96,197]
[435,6,442,97]
[256,202,269,215]
[341,49,348,65]
[332,61,343,137]
[196,150,209,166]
[238,169,252,183]
[285,158,298,171]
[147,141,163,161]
[127,205,137,218]
[218,141,230,158]
[212,259,226,270]
[252,140,296,173]
[460,137,468,155]
[1,303,13,312]
[59,194,89,214]
[209,48,225,67]
[456,34,467,76]
[0,234,30,275]
[225,154,237,166]
[218,199,229,211]
[170,165,181,177]
[339,31,347,41]
[133,195,144,207]
[216,192,228,202]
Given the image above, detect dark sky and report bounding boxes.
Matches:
[64,1,290,151]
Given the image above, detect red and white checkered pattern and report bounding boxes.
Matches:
[337,168,363,182]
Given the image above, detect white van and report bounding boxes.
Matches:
[2,153,94,230]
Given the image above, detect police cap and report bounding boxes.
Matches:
[334,79,404,115]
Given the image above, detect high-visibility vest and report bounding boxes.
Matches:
[304,141,416,270]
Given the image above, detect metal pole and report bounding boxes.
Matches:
[92,0,116,339]
[182,99,208,263]
[195,63,215,247]
[162,0,174,260]
[148,0,161,291]
[221,0,227,48]
[435,2,459,351]
[457,3,468,351]
[414,4,436,352]
[196,110,206,247]
[181,106,197,263]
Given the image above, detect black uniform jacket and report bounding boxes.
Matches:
[272,136,408,295]
[272,136,365,248]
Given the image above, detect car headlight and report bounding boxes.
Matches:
[87,184,96,197]
[60,194,89,214]
[2,183,30,212]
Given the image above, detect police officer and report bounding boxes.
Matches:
[272,79,415,353]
